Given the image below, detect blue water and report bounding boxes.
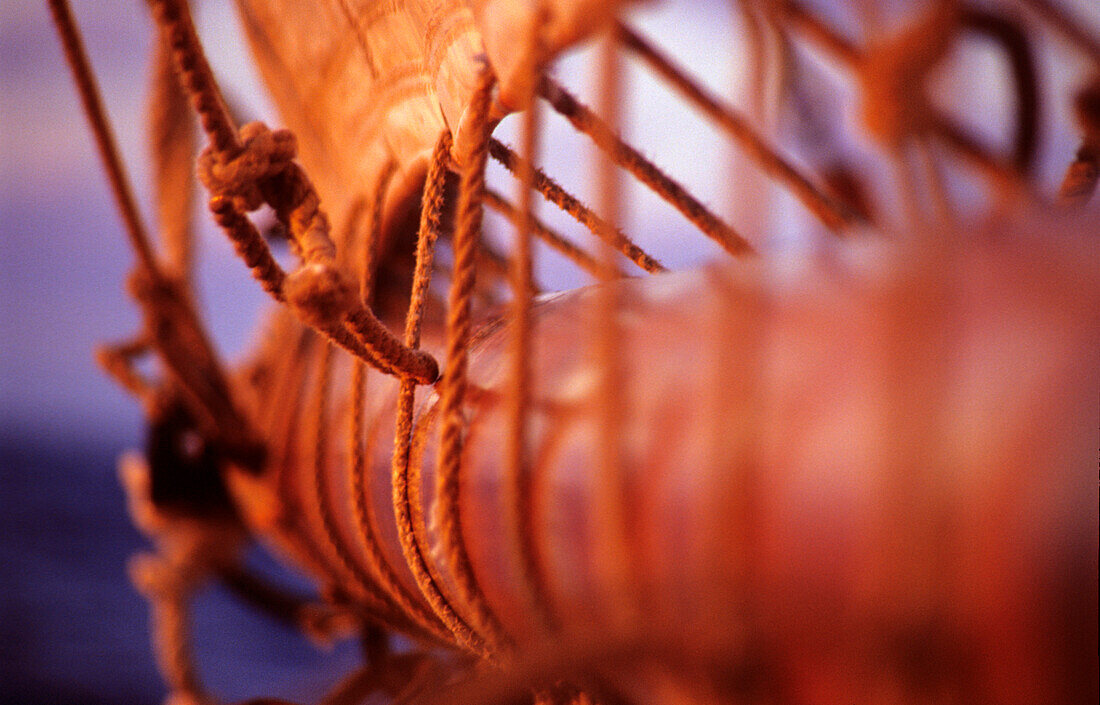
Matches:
[0,433,360,705]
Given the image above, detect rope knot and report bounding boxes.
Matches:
[198,122,297,211]
[284,263,355,329]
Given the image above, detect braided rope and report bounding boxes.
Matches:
[489,139,665,274]
[209,196,287,301]
[309,342,447,643]
[435,67,513,655]
[348,361,455,644]
[147,0,239,160]
[541,78,755,257]
[343,163,456,644]
[390,132,489,655]
[149,0,440,386]
[287,342,440,638]
[483,190,608,279]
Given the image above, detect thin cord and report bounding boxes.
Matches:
[541,78,755,256]
[347,361,456,643]
[310,342,447,644]
[617,21,852,233]
[489,140,666,274]
[390,132,488,656]
[435,67,512,655]
[48,0,160,275]
[344,162,456,643]
[483,190,608,279]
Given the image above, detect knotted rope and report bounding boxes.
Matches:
[197,121,298,213]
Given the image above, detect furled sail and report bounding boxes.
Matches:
[234,0,630,256]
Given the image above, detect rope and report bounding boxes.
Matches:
[344,161,456,644]
[48,0,159,276]
[147,32,195,282]
[270,334,345,590]
[347,361,455,643]
[285,341,440,641]
[484,191,607,280]
[209,196,287,301]
[405,133,452,350]
[483,190,606,279]
[343,308,440,384]
[590,27,636,633]
[435,67,513,655]
[616,21,852,233]
[540,78,755,257]
[390,132,488,656]
[197,121,298,212]
[504,6,557,637]
[489,140,666,274]
[310,343,446,643]
[150,0,440,386]
[147,0,239,160]
[779,2,1026,192]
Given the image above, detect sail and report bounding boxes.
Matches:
[233,0,631,252]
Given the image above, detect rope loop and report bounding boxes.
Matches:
[197,121,297,212]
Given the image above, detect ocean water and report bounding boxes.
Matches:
[0,432,364,705]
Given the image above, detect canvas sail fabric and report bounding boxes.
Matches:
[234,0,630,256]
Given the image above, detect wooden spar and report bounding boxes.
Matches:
[228,222,1100,670]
